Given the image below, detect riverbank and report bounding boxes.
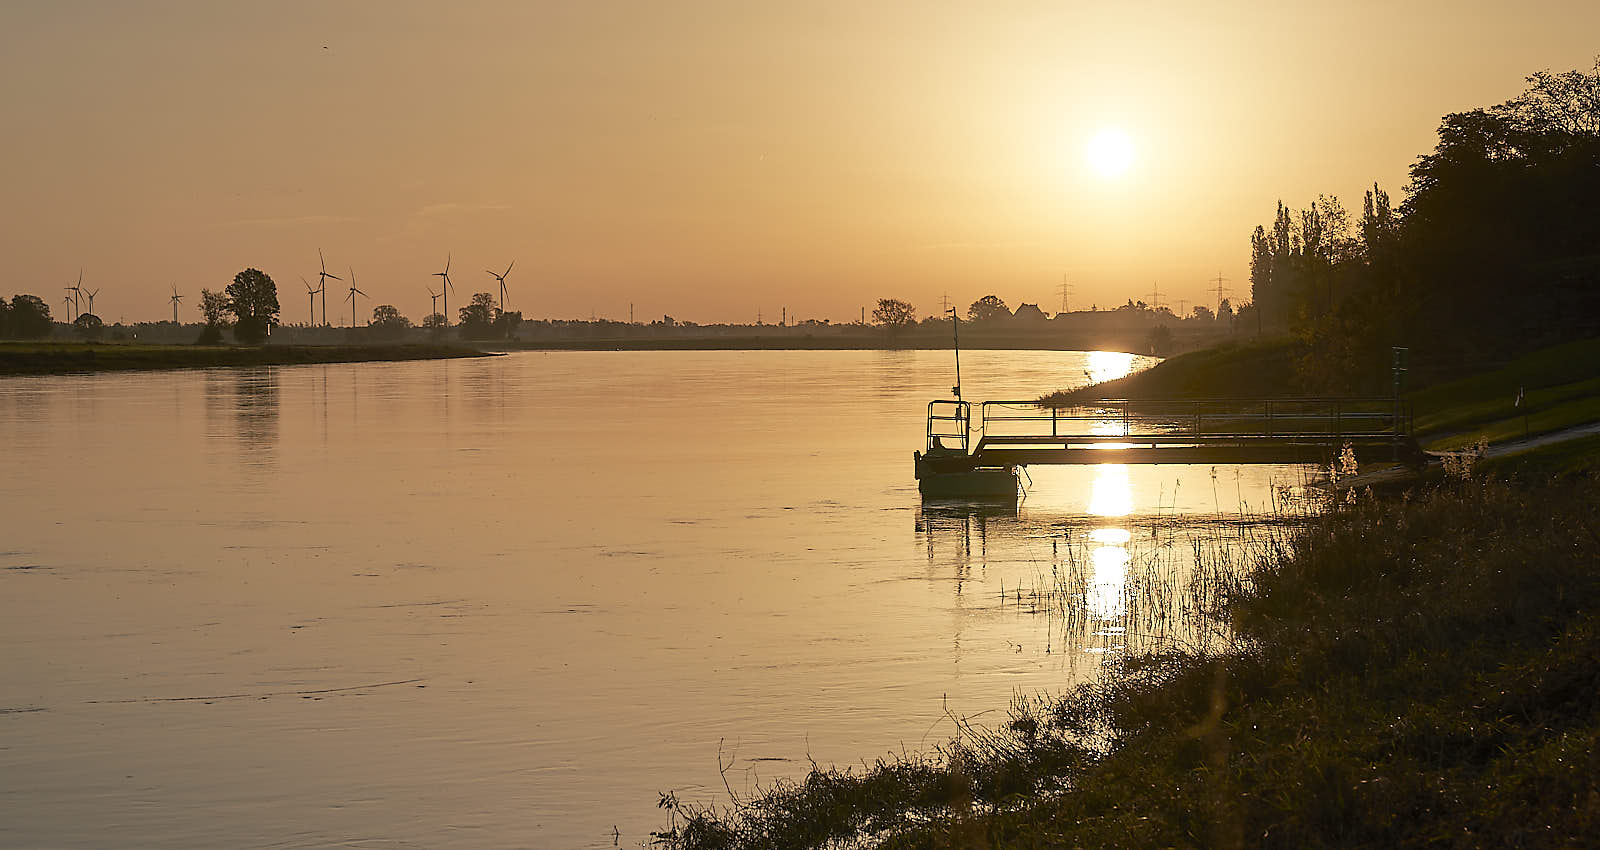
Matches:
[652,338,1600,848]
[0,342,497,375]
[494,337,1152,353]
[655,464,1600,848]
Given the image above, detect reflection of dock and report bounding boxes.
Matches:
[915,397,1424,497]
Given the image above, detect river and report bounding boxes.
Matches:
[0,350,1311,848]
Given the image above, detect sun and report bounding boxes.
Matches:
[1085,128,1135,178]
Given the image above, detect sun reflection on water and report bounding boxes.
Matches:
[1088,463,1133,517]
[1086,350,1140,385]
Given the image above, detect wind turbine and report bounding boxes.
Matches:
[485,260,514,313]
[62,294,74,321]
[65,270,83,318]
[432,253,454,326]
[169,286,184,323]
[81,287,99,315]
[316,249,342,327]
[345,267,366,327]
[302,276,322,327]
[427,286,442,323]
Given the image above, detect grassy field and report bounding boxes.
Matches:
[0,341,495,375]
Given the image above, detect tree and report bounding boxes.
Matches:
[967,294,1011,322]
[871,298,917,330]
[1190,305,1214,322]
[1145,324,1174,356]
[226,268,280,344]
[370,304,412,340]
[0,296,8,338]
[199,289,232,328]
[73,313,104,340]
[495,310,523,340]
[422,312,447,330]
[457,292,498,340]
[6,294,52,339]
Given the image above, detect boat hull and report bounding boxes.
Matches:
[913,451,1018,500]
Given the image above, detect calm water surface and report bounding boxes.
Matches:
[0,350,1309,848]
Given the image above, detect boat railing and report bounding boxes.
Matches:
[974,397,1414,445]
[925,399,971,453]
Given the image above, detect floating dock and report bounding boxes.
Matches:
[914,397,1424,498]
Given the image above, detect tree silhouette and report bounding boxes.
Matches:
[967,295,1011,322]
[226,268,280,344]
[5,294,52,339]
[871,298,917,333]
[73,313,104,340]
[457,292,498,340]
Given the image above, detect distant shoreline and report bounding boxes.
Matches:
[0,342,497,376]
[494,337,1150,353]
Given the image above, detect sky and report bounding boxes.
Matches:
[2,1,1597,326]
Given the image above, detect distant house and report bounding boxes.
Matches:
[1012,302,1049,323]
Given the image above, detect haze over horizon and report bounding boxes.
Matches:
[3,1,1596,325]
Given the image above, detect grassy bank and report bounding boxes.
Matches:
[0,342,496,375]
[654,464,1600,848]
[1041,336,1600,451]
[1039,337,1306,405]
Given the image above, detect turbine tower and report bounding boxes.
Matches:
[81,287,99,315]
[316,249,342,327]
[427,287,442,323]
[432,253,454,326]
[65,270,84,318]
[302,276,322,327]
[169,286,184,323]
[345,267,366,327]
[486,260,514,313]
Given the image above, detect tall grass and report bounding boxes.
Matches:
[653,472,1600,849]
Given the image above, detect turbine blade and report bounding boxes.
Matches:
[505,261,514,277]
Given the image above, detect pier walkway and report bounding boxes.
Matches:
[918,397,1425,473]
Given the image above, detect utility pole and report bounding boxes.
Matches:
[1149,282,1164,311]
[940,293,951,314]
[1059,275,1073,314]
[860,306,865,324]
[1176,298,1189,319]
[1211,272,1231,314]
[629,302,634,323]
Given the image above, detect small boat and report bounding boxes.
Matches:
[914,445,1019,499]
[912,315,1018,500]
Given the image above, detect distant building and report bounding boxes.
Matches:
[1012,302,1049,323]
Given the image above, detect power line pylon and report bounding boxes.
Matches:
[1211,272,1232,313]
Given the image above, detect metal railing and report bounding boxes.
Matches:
[969,397,1413,447]
[925,399,971,453]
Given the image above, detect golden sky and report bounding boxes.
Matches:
[2,1,1596,325]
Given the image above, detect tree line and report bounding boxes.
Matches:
[3,269,525,344]
[1249,59,1600,391]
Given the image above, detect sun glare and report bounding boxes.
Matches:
[1086,128,1135,178]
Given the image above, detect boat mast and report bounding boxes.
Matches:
[947,308,962,400]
